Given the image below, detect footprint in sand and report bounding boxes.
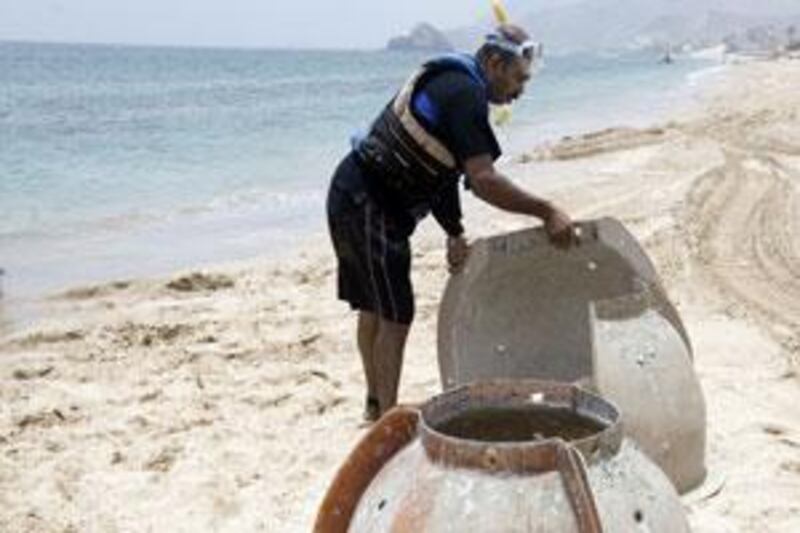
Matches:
[144,446,183,473]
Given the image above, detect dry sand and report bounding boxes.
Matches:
[1,58,799,532]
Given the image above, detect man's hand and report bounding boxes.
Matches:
[462,155,578,250]
[544,204,577,249]
[447,235,470,274]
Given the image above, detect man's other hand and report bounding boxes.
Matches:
[447,235,470,274]
[544,205,576,249]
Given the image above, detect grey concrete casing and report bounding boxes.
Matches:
[436,218,707,493]
[347,381,691,532]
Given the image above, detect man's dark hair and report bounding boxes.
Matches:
[476,24,531,66]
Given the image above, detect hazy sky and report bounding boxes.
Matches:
[0,1,575,49]
[3,1,798,49]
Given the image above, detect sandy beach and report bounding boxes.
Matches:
[2,57,799,532]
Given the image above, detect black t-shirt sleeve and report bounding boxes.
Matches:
[441,83,501,164]
[414,71,502,166]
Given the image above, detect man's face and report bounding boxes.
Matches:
[487,56,533,105]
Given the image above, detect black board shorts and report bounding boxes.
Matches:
[327,154,414,325]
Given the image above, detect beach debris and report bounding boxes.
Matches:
[139,390,161,403]
[184,340,251,361]
[14,329,84,347]
[299,333,323,348]
[313,396,347,416]
[17,409,69,431]
[144,447,181,473]
[111,321,192,348]
[12,365,55,380]
[265,393,292,408]
[762,423,789,436]
[59,280,131,301]
[295,369,335,385]
[166,272,234,292]
[310,369,330,380]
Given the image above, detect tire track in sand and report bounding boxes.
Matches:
[684,145,800,362]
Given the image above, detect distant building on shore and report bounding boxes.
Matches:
[723,23,800,55]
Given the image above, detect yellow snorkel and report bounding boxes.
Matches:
[490,0,513,126]
[491,0,511,25]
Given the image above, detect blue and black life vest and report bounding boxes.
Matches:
[354,54,488,206]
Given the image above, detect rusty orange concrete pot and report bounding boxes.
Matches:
[316,380,690,532]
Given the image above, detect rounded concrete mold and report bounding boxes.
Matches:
[315,380,691,532]
[436,218,706,493]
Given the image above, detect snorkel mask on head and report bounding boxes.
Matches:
[484,32,544,62]
[487,0,542,126]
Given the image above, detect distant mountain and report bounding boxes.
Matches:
[445,1,800,53]
[387,23,453,52]
[634,10,782,49]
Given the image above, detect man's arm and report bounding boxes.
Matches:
[430,183,470,273]
[430,182,464,237]
[464,154,576,248]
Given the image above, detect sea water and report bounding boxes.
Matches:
[0,41,713,305]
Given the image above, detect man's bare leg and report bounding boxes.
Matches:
[373,318,410,416]
[357,311,380,420]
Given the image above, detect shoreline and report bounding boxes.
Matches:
[1,57,800,532]
[0,48,716,313]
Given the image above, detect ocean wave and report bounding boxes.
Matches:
[685,64,730,89]
[0,187,326,245]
